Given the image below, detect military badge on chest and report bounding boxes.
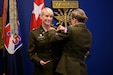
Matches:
[38,30,45,40]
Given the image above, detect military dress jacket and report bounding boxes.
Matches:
[48,24,92,75]
[28,26,61,75]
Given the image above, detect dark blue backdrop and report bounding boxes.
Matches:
[0,0,3,16]
[0,0,113,75]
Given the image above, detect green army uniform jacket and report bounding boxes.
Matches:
[48,24,92,75]
[28,26,61,75]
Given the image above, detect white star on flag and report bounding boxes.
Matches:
[32,2,44,20]
[30,0,45,30]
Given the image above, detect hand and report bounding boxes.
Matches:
[57,25,65,31]
[57,25,67,33]
[40,60,50,66]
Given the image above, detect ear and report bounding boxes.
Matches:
[73,18,77,22]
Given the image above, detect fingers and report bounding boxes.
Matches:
[40,60,50,66]
[57,25,65,31]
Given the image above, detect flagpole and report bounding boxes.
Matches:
[2,0,7,74]
[2,0,7,39]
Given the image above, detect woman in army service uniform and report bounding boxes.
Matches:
[27,7,62,75]
[48,8,92,75]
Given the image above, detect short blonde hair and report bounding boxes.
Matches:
[71,8,88,22]
[40,7,54,16]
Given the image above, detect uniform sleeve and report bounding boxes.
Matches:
[48,27,71,43]
[27,31,41,65]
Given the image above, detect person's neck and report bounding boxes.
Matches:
[76,21,84,25]
[42,24,51,31]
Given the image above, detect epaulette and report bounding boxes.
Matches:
[32,27,39,31]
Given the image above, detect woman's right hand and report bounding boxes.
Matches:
[40,60,50,66]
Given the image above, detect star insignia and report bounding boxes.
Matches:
[32,2,44,20]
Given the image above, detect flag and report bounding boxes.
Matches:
[2,0,24,75]
[30,0,45,30]
[2,0,7,39]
